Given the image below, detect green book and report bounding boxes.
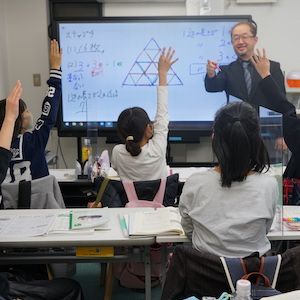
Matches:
[69,208,110,230]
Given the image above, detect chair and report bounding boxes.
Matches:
[1,175,65,209]
[93,173,180,208]
[161,244,300,300]
[92,174,180,299]
[0,175,75,280]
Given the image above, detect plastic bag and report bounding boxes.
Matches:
[91,150,110,182]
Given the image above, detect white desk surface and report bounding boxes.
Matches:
[158,205,300,244]
[1,206,300,247]
[110,165,283,182]
[0,207,155,248]
[3,205,297,247]
[49,165,283,183]
[267,205,300,240]
[49,169,76,182]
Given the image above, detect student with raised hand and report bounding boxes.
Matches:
[0,39,62,183]
[0,81,22,183]
[111,47,178,181]
[179,100,278,258]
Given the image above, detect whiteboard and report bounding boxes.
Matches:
[58,17,251,129]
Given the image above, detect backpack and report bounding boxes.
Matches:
[220,255,282,299]
[114,177,172,289]
[283,177,300,205]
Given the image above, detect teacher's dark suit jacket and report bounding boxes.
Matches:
[258,75,299,179]
[205,58,286,113]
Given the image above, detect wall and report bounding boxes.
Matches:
[1,0,299,168]
[0,0,8,97]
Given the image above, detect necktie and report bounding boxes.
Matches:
[242,61,252,96]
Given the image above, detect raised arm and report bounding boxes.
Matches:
[50,39,63,70]
[0,81,22,149]
[158,47,179,86]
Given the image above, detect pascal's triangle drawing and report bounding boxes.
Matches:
[123,38,183,86]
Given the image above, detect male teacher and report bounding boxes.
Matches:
[204,21,287,114]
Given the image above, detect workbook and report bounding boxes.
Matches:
[69,208,110,230]
[0,213,59,237]
[47,208,110,234]
[126,207,184,236]
[0,208,111,237]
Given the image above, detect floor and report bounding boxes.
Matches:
[71,262,163,300]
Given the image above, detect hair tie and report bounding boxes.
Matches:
[126,135,134,142]
[233,118,241,122]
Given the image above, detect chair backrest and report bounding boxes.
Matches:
[93,173,179,208]
[1,175,65,209]
[220,255,281,292]
[162,244,300,300]
[123,177,166,209]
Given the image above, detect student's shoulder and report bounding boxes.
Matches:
[185,168,216,183]
[112,143,127,155]
[254,172,278,185]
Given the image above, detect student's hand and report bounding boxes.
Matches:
[87,201,102,208]
[5,80,22,123]
[206,59,217,78]
[275,137,288,152]
[158,47,179,86]
[50,39,63,70]
[250,48,271,79]
[0,81,22,149]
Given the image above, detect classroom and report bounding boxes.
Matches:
[1,0,299,167]
[1,0,300,299]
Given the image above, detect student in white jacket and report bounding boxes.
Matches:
[111,47,178,181]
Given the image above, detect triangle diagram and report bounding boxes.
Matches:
[123,38,183,86]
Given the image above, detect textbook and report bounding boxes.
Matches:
[69,208,110,230]
[127,207,184,236]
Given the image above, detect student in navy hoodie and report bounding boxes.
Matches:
[0,39,62,183]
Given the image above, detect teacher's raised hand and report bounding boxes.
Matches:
[250,48,271,79]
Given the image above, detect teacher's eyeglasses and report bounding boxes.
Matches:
[232,35,254,43]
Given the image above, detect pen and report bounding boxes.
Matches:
[118,214,129,237]
[213,63,221,72]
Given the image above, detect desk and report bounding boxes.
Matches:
[0,207,155,300]
[49,169,96,208]
[268,205,300,241]
[157,205,300,287]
